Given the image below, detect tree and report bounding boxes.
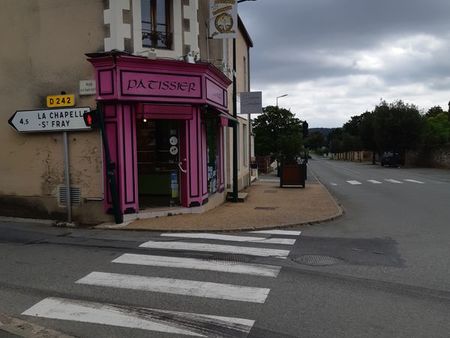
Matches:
[305,131,325,150]
[359,111,377,164]
[373,100,423,154]
[328,128,344,154]
[425,106,444,118]
[421,112,450,149]
[253,106,303,162]
[341,115,363,151]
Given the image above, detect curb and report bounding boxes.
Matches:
[0,216,55,226]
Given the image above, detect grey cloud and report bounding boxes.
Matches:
[240,0,450,85]
[238,0,450,126]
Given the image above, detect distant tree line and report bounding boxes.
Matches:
[305,100,450,163]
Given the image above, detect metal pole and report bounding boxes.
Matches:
[62,131,72,223]
[232,38,238,202]
[248,112,252,186]
[247,44,252,186]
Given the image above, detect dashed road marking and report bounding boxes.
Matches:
[367,180,382,184]
[347,180,362,185]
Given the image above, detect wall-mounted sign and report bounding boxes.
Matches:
[79,80,96,95]
[46,94,75,108]
[8,107,91,133]
[209,0,237,39]
[240,91,262,115]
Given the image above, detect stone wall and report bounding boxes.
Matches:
[405,146,450,169]
[332,147,450,169]
[331,151,373,162]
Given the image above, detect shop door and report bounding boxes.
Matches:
[136,119,181,208]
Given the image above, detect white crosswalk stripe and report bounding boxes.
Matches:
[77,272,270,303]
[404,179,425,184]
[250,229,301,236]
[22,297,254,337]
[385,179,403,184]
[113,253,281,277]
[335,178,428,186]
[160,232,296,245]
[139,240,291,258]
[23,231,301,336]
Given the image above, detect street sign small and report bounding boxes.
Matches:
[46,94,75,108]
[240,91,262,115]
[79,80,96,96]
[8,107,91,133]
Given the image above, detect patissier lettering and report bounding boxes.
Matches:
[127,79,196,92]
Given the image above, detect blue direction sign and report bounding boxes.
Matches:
[8,107,91,133]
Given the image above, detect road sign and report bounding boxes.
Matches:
[8,107,91,133]
[240,91,262,115]
[46,94,75,108]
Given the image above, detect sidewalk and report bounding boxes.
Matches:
[110,172,342,232]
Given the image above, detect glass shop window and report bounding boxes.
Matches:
[141,0,172,49]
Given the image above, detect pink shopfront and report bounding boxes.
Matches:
[88,54,233,214]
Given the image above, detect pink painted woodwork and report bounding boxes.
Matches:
[88,55,231,213]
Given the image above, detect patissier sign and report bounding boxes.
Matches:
[121,71,202,99]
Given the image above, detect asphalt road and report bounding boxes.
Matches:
[276,157,450,337]
[0,157,450,337]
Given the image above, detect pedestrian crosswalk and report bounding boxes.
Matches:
[334,178,426,186]
[22,230,301,337]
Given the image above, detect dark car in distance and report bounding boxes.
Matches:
[381,151,401,167]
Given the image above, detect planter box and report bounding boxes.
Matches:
[280,163,306,188]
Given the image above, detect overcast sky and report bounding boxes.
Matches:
[238,0,450,128]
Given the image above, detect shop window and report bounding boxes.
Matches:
[141,0,172,49]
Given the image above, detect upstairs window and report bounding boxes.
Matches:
[141,0,172,49]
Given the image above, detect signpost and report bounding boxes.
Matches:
[8,107,91,133]
[9,107,92,224]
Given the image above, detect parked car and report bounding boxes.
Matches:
[381,151,401,167]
